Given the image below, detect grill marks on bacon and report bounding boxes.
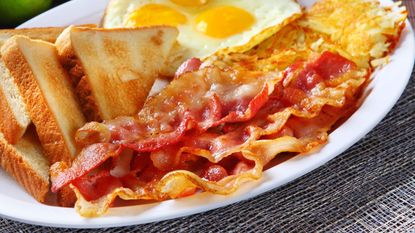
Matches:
[51,52,362,203]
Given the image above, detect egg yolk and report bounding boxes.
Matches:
[125,4,187,27]
[195,6,255,38]
[170,0,208,7]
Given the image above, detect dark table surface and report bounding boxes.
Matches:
[0,0,414,232]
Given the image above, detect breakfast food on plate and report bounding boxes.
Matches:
[47,0,406,217]
[0,127,49,203]
[0,27,65,47]
[102,0,302,74]
[0,0,407,217]
[206,0,407,72]
[52,52,368,216]
[1,35,87,206]
[55,26,179,121]
[300,0,406,68]
[0,25,180,205]
[0,61,30,144]
[1,36,86,164]
[0,27,66,144]
[0,27,68,203]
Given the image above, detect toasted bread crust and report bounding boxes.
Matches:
[0,60,31,144]
[0,135,49,203]
[0,89,25,144]
[0,27,64,48]
[1,38,74,164]
[55,27,85,88]
[56,27,101,121]
[0,25,96,47]
[0,26,81,144]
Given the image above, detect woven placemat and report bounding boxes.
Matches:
[1,1,414,232]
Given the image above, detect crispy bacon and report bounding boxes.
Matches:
[138,67,278,132]
[118,51,362,167]
[122,112,192,152]
[150,146,180,171]
[292,52,356,92]
[311,52,356,80]
[51,143,121,192]
[174,57,202,78]
[75,67,278,150]
[110,150,133,178]
[197,93,223,130]
[53,67,277,193]
[213,83,271,125]
[202,165,228,182]
[51,52,366,209]
[232,161,254,175]
[72,170,123,202]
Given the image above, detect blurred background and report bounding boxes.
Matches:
[0,0,69,29]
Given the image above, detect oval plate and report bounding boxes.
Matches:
[0,0,413,228]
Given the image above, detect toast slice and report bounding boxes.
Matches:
[0,27,67,144]
[0,127,49,203]
[0,27,65,48]
[55,26,178,121]
[0,61,30,144]
[1,35,86,165]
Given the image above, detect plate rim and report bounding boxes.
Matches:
[1,0,413,228]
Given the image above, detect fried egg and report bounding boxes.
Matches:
[103,0,301,59]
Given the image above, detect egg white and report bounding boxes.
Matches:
[103,0,302,59]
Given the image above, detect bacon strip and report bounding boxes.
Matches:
[52,68,278,193]
[51,143,121,192]
[123,113,191,152]
[212,83,271,126]
[51,52,366,206]
[174,57,202,78]
[77,67,278,150]
[72,170,123,202]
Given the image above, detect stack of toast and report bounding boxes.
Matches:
[0,25,178,205]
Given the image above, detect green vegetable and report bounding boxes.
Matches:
[0,0,52,27]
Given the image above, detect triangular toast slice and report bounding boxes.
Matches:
[0,27,66,144]
[1,35,86,165]
[55,26,178,121]
[0,127,49,203]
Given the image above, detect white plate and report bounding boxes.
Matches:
[0,0,413,229]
